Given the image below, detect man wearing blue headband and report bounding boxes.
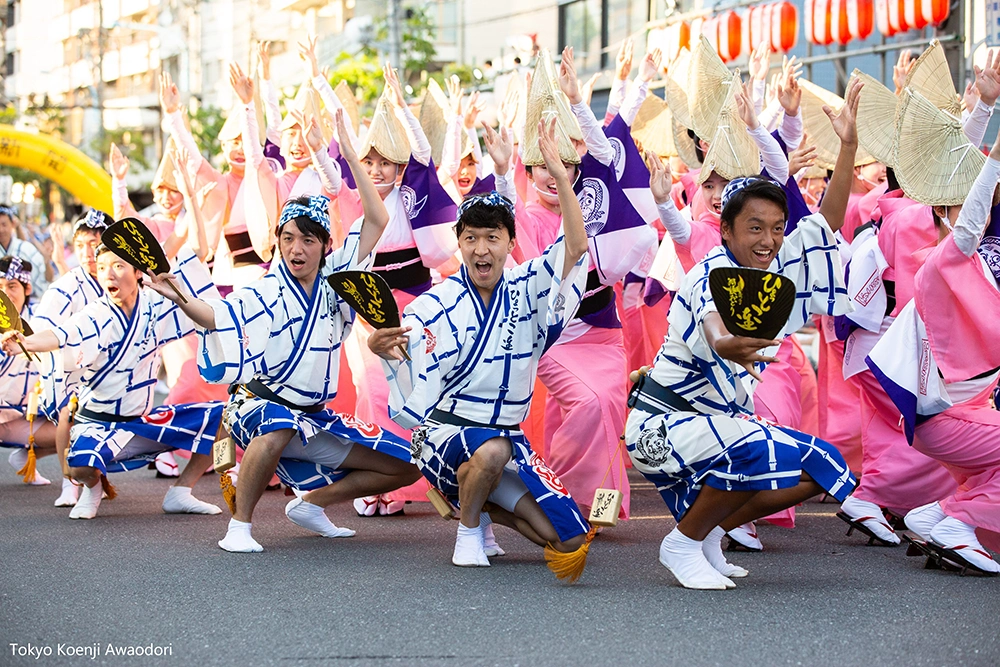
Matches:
[149,110,420,554]
[31,209,110,506]
[367,119,594,576]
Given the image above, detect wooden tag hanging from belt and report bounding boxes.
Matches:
[328,270,410,359]
[708,267,796,341]
[101,217,188,303]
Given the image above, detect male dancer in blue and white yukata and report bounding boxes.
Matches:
[368,119,593,569]
[152,110,420,553]
[2,245,224,520]
[31,209,108,506]
[622,78,866,590]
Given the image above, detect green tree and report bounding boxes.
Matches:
[90,127,152,171]
[364,4,438,86]
[189,105,226,163]
[329,51,383,113]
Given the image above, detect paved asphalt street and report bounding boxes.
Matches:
[1,459,997,667]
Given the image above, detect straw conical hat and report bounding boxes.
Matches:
[798,79,874,170]
[800,164,828,180]
[894,88,985,206]
[664,48,694,131]
[280,82,334,145]
[334,80,361,134]
[852,69,899,168]
[420,78,450,166]
[631,95,677,158]
[904,40,961,118]
[359,88,411,164]
[152,137,179,191]
[698,83,760,183]
[674,119,703,169]
[690,35,735,142]
[521,49,581,166]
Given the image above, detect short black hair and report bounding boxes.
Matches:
[455,199,516,240]
[688,128,706,164]
[0,255,31,287]
[720,179,788,239]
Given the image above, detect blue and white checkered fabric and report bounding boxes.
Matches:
[278,195,331,233]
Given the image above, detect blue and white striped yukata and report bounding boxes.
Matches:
[197,220,412,490]
[58,248,224,474]
[0,302,40,448]
[31,266,103,418]
[624,213,857,520]
[381,238,592,542]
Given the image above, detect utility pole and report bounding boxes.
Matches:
[94,0,105,146]
[388,0,401,71]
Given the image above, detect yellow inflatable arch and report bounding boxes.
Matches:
[0,125,113,213]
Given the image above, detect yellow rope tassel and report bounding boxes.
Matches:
[219,472,237,515]
[544,526,598,583]
[16,445,37,484]
[100,474,118,500]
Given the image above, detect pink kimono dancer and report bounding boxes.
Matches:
[347,287,430,503]
[618,282,671,377]
[814,316,863,472]
[536,326,631,519]
[914,385,1000,553]
[850,368,956,515]
[751,336,820,528]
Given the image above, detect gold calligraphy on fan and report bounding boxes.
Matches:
[111,220,159,272]
[0,296,11,330]
[733,274,783,332]
[338,277,388,325]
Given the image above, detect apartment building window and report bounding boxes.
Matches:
[560,0,650,73]
[559,0,604,72]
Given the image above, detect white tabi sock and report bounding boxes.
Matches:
[54,478,80,507]
[218,518,263,553]
[453,522,489,567]
[481,512,505,557]
[8,449,50,485]
[659,527,735,590]
[353,496,379,516]
[162,485,222,515]
[930,516,1000,573]
[904,501,946,541]
[703,526,749,578]
[840,496,900,544]
[285,498,356,538]
[68,483,102,520]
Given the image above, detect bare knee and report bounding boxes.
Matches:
[401,463,422,485]
[248,430,294,458]
[552,534,586,552]
[469,438,511,476]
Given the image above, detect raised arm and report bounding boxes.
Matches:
[736,80,789,184]
[384,64,431,165]
[647,150,691,244]
[952,128,1000,256]
[337,108,388,259]
[620,49,661,127]
[109,143,138,219]
[819,77,863,233]
[537,118,587,278]
[559,46,614,166]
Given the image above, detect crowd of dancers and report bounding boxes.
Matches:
[2,35,999,589]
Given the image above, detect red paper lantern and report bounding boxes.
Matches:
[904,0,928,29]
[875,0,898,36]
[769,2,799,52]
[718,11,742,62]
[848,0,875,41]
[920,0,949,24]
[887,0,910,33]
[808,0,834,46]
[831,0,852,45]
[742,6,762,55]
[701,16,720,55]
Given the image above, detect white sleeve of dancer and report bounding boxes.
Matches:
[440,114,462,178]
[620,80,650,127]
[261,79,283,146]
[753,79,766,116]
[657,200,692,245]
[311,148,342,195]
[312,74,361,151]
[572,101,615,167]
[165,110,203,172]
[953,157,1000,257]
[750,125,789,184]
[493,167,517,206]
[400,105,432,166]
[467,126,484,179]
[242,101,266,169]
[606,78,627,119]
[758,101,782,134]
[963,99,994,148]
[778,110,803,152]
